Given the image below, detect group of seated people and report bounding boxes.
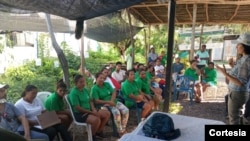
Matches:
[0,57,217,140]
[0,83,72,141]
[0,60,166,141]
[172,57,217,103]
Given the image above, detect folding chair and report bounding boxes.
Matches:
[64,94,93,141]
[173,75,195,105]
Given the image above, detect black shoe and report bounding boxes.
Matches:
[96,132,108,138]
[92,135,102,141]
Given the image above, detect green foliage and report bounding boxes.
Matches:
[3,76,56,104]
[0,36,5,53]
[4,66,36,81]
[5,33,14,48]
[37,33,50,58]
[149,25,168,51]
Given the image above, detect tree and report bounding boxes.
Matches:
[112,39,131,62]
[45,14,70,88]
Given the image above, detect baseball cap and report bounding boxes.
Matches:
[237,33,250,46]
[150,45,154,49]
[0,84,9,89]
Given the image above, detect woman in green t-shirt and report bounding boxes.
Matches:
[69,74,110,140]
[91,72,129,137]
[184,60,203,103]
[45,79,72,129]
[201,62,217,92]
[121,69,153,121]
[136,69,162,110]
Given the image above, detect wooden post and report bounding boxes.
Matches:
[190,4,197,60]
[163,0,176,112]
[144,29,147,63]
[199,24,204,49]
[127,8,135,68]
[147,25,151,65]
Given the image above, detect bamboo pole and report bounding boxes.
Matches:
[190,4,197,60]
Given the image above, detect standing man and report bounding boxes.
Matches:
[148,45,158,63]
[195,44,210,69]
[125,50,133,71]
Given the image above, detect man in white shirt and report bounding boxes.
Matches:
[195,44,210,69]
[112,61,126,83]
[154,59,165,78]
[125,51,133,71]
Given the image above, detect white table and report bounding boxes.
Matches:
[119,111,225,141]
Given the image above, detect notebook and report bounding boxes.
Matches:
[36,110,61,129]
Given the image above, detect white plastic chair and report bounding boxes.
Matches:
[37,91,52,105]
[37,91,61,141]
[64,94,93,141]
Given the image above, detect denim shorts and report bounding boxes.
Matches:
[137,102,145,108]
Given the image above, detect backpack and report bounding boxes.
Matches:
[142,113,181,140]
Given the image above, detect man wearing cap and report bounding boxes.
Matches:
[0,84,49,141]
[148,45,158,63]
[216,33,250,125]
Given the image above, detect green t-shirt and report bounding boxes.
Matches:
[121,79,140,108]
[135,71,140,79]
[161,55,167,66]
[69,87,91,112]
[45,92,65,111]
[184,68,199,81]
[136,77,151,95]
[204,67,217,85]
[146,71,153,80]
[90,82,115,102]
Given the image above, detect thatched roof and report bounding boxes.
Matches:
[129,0,250,25]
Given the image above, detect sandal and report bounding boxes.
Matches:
[118,130,127,138]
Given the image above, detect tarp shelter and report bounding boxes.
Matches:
[0,11,143,43]
[0,0,146,39]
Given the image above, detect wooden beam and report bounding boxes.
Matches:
[175,0,250,5]
[229,5,240,21]
[143,20,250,26]
[205,4,209,22]
[130,0,250,7]
[146,7,164,23]
[186,4,193,22]
[129,8,149,23]
[131,4,168,8]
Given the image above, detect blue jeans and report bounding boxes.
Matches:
[30,130,50,141]
[18,130,49,141]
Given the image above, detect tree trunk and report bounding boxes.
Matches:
[44,13,70,88]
